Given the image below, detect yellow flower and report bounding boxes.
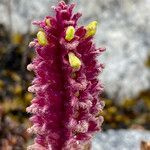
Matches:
[65,26,75,41]
[68,52,81,70]
[37,31,48,46]
[45,18,51,27]
[85,21,97,38]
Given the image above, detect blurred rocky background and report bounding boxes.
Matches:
[74,0,150,101]
[0,0,149,149]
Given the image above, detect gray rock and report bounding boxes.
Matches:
[93,129,150,150]
[0,0,58,32]
[71,0,150,102]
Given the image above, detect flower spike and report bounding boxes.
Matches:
[27,1,105,150]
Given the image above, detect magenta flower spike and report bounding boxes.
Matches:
[27,1,105,150]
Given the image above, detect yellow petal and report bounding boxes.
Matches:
[37,31,48,46]
[68,52,81,70]
[85,21,98,38]
[65,26,75,41]
[45,18,51,27]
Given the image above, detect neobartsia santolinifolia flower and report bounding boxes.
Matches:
[27,1,105,150]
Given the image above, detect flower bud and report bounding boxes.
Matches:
[85,21,97,38]
[68,52,81,70]
[65,26,75,41]
[45,18,51,27]
[37,31,48,46]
